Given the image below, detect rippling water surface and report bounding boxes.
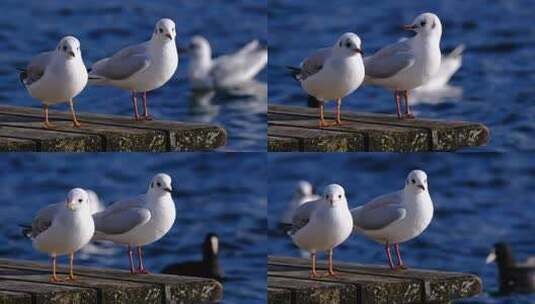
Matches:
[0,0,267,151]
[269,0,535,151]
[0,153,267,303]
[268,153,535,304]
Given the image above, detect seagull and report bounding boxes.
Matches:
[289,184,353,277]
[288,33,365,127]
[280,181,320,226]
[363,13,442,119]
[91,173,176,274]
[21,188,95,282]
[161,233,223,281]
[19,36,88,129]
[88,18,178,120]
[351,170,433,270]
[186,36,267,91]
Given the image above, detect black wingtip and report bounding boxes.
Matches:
[286,66,302,81]
[19,224,32,238]
[18,70,27,85]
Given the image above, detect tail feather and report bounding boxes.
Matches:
[286,66,302,81]
[19,224,32,239]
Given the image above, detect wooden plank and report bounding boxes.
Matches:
[268,287,292,304]
[0,258,223,304]
[0,137,37,151]
[268,276,358,304]
[268,104,490,152]
[0,126,101,152]
[269,256,482,304]
[0,105,227,151]
[0,290,32,304]
[269,125,365,152]
[267,136,300,151]
[0,280,97,304]
[269,264,422,304]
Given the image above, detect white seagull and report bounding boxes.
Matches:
[187,36,267,91]
[364,13,442,119]
[288,33,365,127]
[351,170,434,270]
[19,36,88,129]
[289,184,353,277]
[88,18,178,120]
[22,188,95,282]
[91,173,176,274]
[280,181,320,225]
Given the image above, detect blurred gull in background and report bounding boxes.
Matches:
[186,36,267,91]
[410,44,465,104]
[280,181,320,226]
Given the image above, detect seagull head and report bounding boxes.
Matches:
[334,32,363,56]
[153,18,176,42]
[322,184,347,207]
[148,173,173,196]
[187,35,212,59]
[296,181,313,197]
[405,170,428,193]
[57,36,81,60]
[403,13,442,38]
[65,188,89,211]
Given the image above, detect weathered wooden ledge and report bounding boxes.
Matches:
[268,256,482,304]
[268,104,490,152]
[0,258,222,304]
[0,105,227,152]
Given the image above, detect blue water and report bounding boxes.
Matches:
[268,0,535,152]
[0,0,267,152]
[0,153,267,304]
[268,153,535,304]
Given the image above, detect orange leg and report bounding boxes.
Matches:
[132,92,142,121]
[49,256,62,282]
[310,253,319,278]
[137,246,149,274]
[42,104,55,129]
[142,91,152,120]
[326,249,336,277]
[69,99,81,128]
[67,252,77,280]
[402,91,415,119]
[319,103,329,127]
[335,98,343,125]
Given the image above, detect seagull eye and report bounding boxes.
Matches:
[411,179,416,184]
[420,21,426,27]
[345,42,351,48]
[338,194,342,199]
[159,28,164,33]
[157,182,161,187]
[78,199,83,203]
[62,46,67,51]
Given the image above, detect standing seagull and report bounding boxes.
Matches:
[88,18,178,120]
[289,184,353,277]
[288,33,365,127]
[22,188,95,282]
[91,173,176,274]
[364,13,442,119]
[187,36,267,90]
[351,170,433,270]
[19,36,88,129]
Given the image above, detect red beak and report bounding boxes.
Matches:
[403,24,417,31]
[165,33,173,40]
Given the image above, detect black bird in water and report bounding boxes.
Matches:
[162,233,223,281]
[486,242,535,294]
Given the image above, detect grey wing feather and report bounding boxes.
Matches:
[29,203,61,237]
[352,190,406,230]
[21,51,54,86]
[289,199,322,234]
[297,47,331,81]
[90,42,151,80]
[92,196,150,235]
[364,40,415,79]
